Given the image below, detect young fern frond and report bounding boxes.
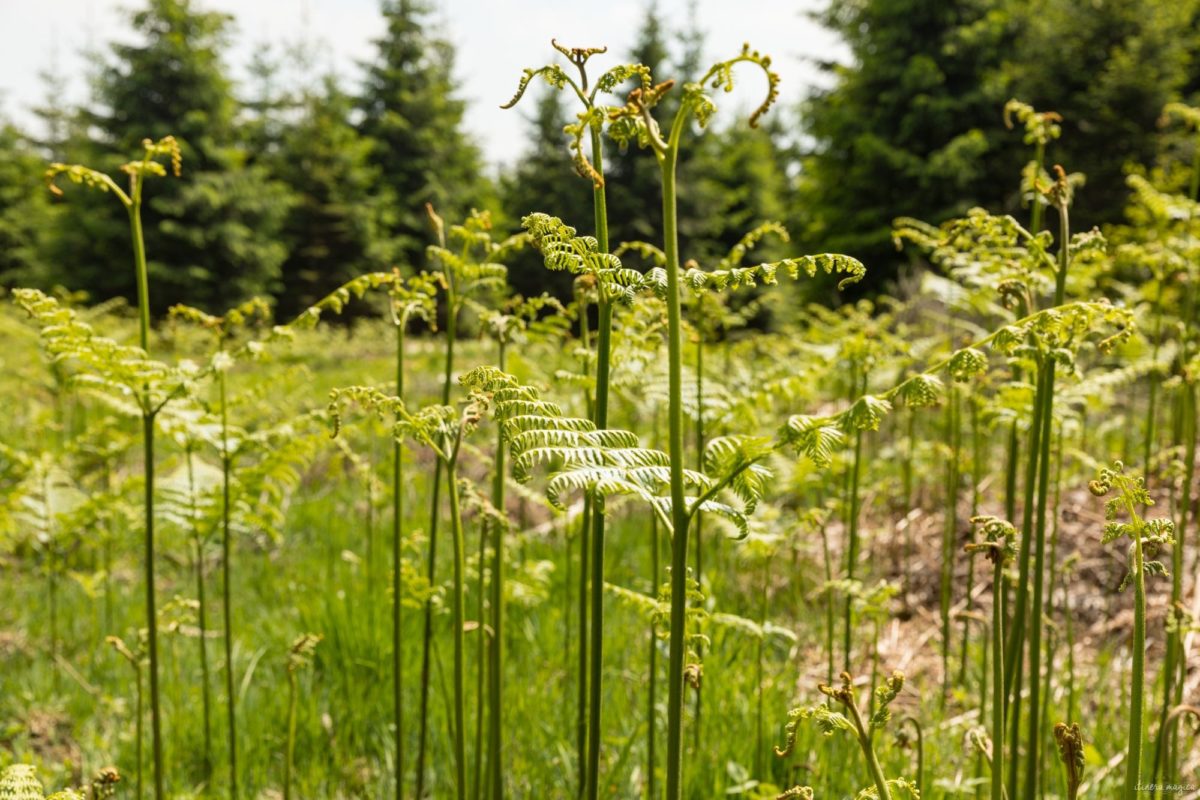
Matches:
[13,289,198,417]
[461,366,767,538]
[502,39,649,186]
[780,300,1134,467]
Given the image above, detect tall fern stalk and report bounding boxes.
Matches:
[1022,174,1072,800]
[392,301,409,799]
[218,369,238,799]
[416,208,454,800]
[45,140,181,800]
[584,117,613,800]
[486,337,508,800]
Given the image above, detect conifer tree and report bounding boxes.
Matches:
[358,0,486,269]
[274,76,387,318]
[48,0,291,312]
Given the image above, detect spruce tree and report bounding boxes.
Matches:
[358,0,486,269]
[274,76,388,318]
[0,122,57,287]
[797,0,1016,287]
[49,0,291,312]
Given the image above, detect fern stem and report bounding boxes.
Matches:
[1023,195,1071,800]
[447,456,468,800]
[128,167,165,800]
[142,409,164,800]
[846,698,892,800]
[647,509,659,800]
[487,340,507,800]
[1125,503,1147,800]
[584,125,613,800]
[219,370,237,800]
[1006,361,1047,800]
[284,670,297,800]
[472,511,486,800]
[941,384,960,697]
[659,116,692,800]
[576,276,592,799]
[991,547,1005,800]
[393,322,406,799]
[692,336,705,756]
[188,450,213,779]
[417,268,458,800]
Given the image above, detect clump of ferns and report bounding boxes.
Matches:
[898,159,1131,793]
[0,764,123,800]
[43,136,181,800]
[1102,116,1200,789]
[418,206,526,800]
[3,451,86,678]
[462,357,778,798]
[287,267,441,799]
[1087,461,1175,800]
[469,292,566,795]
[12,287,198,800]
[522,206,864,795]
[775,671,918,800]
[603,566,797,774]
[156,407,222,776]
[730,522,796,779]
[328,386,495,800]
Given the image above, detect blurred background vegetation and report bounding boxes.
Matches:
[1,0,1199,315]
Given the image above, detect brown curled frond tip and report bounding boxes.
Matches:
[552,39,607,64]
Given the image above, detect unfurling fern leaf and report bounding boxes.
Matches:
[460,366,770,537]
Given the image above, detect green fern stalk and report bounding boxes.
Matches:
[393,316,406,798]
[218,369,237,799]
[584,123,613,800]
[186,450,213,778]
[656,98,692,800]
[487,339,508,800]
[446,446,469,799]
[1022,178,1072,800]
[844,368,865,674]
[647,510,659,800]
[968,515,1016,800]
[941,384,960,696]
[416,209,456,800]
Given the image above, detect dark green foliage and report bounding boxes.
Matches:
[273,78,387,319]
[797,0,1018,283]
[357,0,488,269]
[0,124,56,287]
[1005,0,1200,230]
[46,0,291,312]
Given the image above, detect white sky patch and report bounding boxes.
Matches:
[0,0,846,168]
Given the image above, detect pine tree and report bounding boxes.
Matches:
[1004,0,1200,229]
[0,122,57,287]
[48,0,292,312]
[358,0,487,269]
[273,76,388,318]
[797,0,1017,287]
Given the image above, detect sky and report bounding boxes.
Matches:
[0,0,847,169]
